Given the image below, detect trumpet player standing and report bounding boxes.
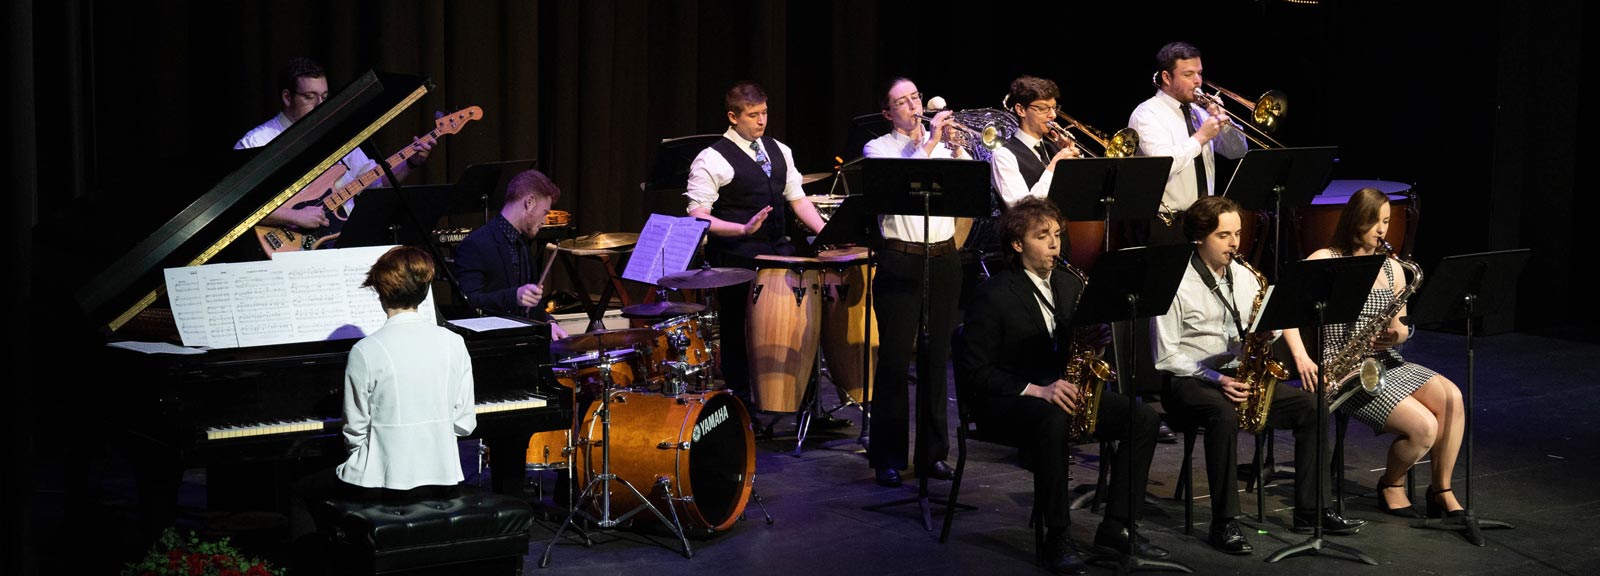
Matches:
[1281,187,1466,520]
[860,77,967,487]
[956,197,1163,574]
[1152,197,1366,554]
[1128,42,1247,246]
[990,76,1080,206]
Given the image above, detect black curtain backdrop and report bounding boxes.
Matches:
[5,1,1593,574]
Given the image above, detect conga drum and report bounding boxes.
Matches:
[747,255,823,413]
[1295,180,1416,258]
[817,247,877,404]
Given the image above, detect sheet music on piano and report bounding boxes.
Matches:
[621,213,710,286]
[162,245,436,348]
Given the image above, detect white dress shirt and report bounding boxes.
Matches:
[235,112,375,211]
[683,128,806,214]
[1128,91,1247,211]
[1024,268,1056,335]
[1152,259,1260,383]
[863,129,958,243]
[990,130,1056,206]
[338,311,476,490]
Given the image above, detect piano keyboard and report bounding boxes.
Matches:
[203,396,548,441]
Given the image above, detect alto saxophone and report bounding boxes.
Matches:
[1231,254,1290,434]
[1323,240,1424,411]
[1057,260,1116,439]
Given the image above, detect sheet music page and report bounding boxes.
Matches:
[621,213,676,285]
[1249,286,1275,333]
[662,216,709,278]
[165,245,435,349]
[446,316,534,332]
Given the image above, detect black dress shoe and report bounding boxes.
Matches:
[874,467,902,487]
[924,461,956,481]
[1291,508,1368,535]
[1155,422,1178,444]
[1377,481,1423,519]
[1425,487,1467,519]
[1093,523,1170,559]
[1207,520,1253,555]
[1044,528,1088,575]
[809,413,853,429]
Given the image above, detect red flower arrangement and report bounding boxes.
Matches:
[121,528,281,576]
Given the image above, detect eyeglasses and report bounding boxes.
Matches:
[292,90,329,103]
[1026,104,1059,116]
[890,92,923,110]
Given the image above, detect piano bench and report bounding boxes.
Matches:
[315,486,533,576]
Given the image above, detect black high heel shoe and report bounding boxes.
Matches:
[1377,480,1422,518]
[1426,486,1466,519]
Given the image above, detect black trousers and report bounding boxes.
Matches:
[867,248,960,471]
[1166,376,1329,525]
[977,389,1158,529]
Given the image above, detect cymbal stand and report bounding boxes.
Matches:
[540,367,693,567]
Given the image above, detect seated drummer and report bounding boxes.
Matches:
[684,81,825,402]
[294,246,475,536]
[955,197,1165,574]
[453,168,570,339]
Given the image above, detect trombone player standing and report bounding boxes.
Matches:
[991,76,1081,206]
[861,77,966,487]
[1128,42,1248,246]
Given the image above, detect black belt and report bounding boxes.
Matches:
[882,238,956,257]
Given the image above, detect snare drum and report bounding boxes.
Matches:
[818,247,877,404]
[575,390,755,532]
[555,348,649,391]
[748,255,823,413]
[807,195,844,222]
[1295,180,1416,258]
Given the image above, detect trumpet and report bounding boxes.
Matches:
[917,111,1004,152]
[1192,82,1288,149]
[915,105,1019,162]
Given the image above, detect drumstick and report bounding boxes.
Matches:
[526,243,561,318]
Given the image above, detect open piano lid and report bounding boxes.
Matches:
[77,71,432,334]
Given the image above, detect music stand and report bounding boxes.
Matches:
[811,193,882,446]
[1251,254,1383,565]
[1049,157,1174,254]
[855,158,990,532]
[643,134,723,193]
[1065,244,1192,575]
[1221,146,1338,278]
[847,113,894,161]
[1406,249,1528,546]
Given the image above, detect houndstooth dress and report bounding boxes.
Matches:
[1321,255,1437,433]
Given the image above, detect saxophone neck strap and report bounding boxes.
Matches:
[1190,253,1247,338]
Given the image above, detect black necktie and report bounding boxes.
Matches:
[1182,103,1210,198]
[1033,142,1049,164]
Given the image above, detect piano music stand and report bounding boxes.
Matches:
[1406,249,1529,546]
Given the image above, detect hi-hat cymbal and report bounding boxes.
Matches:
[551,327,664,358]
[620,301,707,319]
[656,267,757,290]
[801,172,834,185]
[557,232,639,252]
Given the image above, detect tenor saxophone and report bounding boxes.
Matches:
[1323,240,1424,410]
[1056,260,1116,439]
[1232,254,1291,434]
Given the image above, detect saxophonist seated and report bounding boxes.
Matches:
[1151,196,1366,556]
[955,197,1164,574]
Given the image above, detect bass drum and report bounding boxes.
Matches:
[1295,180,1416,258]
[575,390,755,533]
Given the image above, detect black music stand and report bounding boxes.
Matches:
[1251,254,1383,565]
[1406,249,1528,546]
[1221,146,1338,278]
[1050,157,1174,253]
[1068,244,1193,575]
[810,193,882,447]
[643,134,723,193]
[855,158,991,532]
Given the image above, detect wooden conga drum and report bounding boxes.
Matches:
[817,247,877,404]
[747,255,823,413]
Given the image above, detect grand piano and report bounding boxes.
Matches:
[75,71,567,524]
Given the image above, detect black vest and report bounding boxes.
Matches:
[1000,134,1060,189]
[707,136,791,261]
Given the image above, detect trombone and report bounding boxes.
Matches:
[1049,111,1140,158]
[1193,81,1288,149]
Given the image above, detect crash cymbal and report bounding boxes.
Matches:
[557,232,639,252]
[620,301,708,319]
[551,327,665,358]
[801,172,834,185]
[656,267,757,290]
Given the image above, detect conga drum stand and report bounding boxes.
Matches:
[540,367,693,566]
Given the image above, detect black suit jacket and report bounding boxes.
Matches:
[955,266,1085,417]
[452,215,545,318]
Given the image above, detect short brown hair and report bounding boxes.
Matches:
[1328,187,1390,255]
[504,168,561,205]
[725,81,768,115]
[999,196,1063,261]
[1155,41,1202,86]
[1182,196,1241,242]
[362,246,435,310]
[1008,76,1059,109]
[279,57,326,94]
